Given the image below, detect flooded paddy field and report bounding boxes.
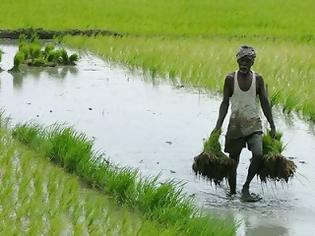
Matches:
[0,43,314,236]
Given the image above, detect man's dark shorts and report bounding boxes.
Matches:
[224,131,263,157]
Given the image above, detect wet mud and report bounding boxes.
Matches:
[0,43,315,236]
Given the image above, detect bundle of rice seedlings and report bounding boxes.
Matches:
[47,50,59,63]
[44,43,55,56]
[9,51,25,72]
[258,130,297,182]
[60,49,69,65]
[28,57,46,67]
[69,54,79,65]
[29,43,42,60]
[192,130,234,184]
[13,36,79,69]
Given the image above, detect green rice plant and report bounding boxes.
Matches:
[12,122,42,146]
[48,214,66,235]
[262,130,284,155]
[1,0,315,41]
[30,44,42,59]
[30,57,46,66]
[44,43,55,56]
[259,130,296,182]
[12,38,79,69]
[19,43,31,60]
[203,130,223,157]
[12,121,235,235]
[46,51,56,62]
[60,48,69,64]
[9,51,25,72]
[69,53,79,65]
[192,130,234,184]
[45,126,93,171]
[0,128,200,236]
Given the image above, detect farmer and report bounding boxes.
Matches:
[212,45,276,201]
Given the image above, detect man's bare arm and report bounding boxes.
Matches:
[213,76,232,132]
[257,75,276,135]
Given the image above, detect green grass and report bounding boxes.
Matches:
[12,122,235,236]
[0,0,315,41]
[0,128,188,235]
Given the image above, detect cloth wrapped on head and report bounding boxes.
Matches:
[236,45,256,60]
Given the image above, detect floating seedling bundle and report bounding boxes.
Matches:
[258,130,297,182]
[9,34,79,72]
[192,131,234,184]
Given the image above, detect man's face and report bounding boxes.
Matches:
[237,56,255,73]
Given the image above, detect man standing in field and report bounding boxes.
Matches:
[212,45,276,201]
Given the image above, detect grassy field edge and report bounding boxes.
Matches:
[0,126,192,235]
[10,121,235,236]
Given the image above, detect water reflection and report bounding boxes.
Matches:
[11,70,24,89]
[246,224,288,236]
[8,65,79,89]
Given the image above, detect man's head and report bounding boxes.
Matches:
[236,45,256,73]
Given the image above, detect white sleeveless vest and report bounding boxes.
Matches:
[226,70,262,138]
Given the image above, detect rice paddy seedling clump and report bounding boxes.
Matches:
[8,51,25,72]
[258,130,297,182]
[192,130,234,185]
[10,35,79,71]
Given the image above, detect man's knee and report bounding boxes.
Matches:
[248,134,263,157]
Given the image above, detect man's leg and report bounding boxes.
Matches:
[242,133,263,195]
[228,153,240,195]
[225,137,244,195]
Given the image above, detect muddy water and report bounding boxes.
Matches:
[1,43,314,236]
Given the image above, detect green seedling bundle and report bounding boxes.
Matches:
[192,130,234,185]
[193,130,296,185]
[9,35,79,72]
[258,130,297,182]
